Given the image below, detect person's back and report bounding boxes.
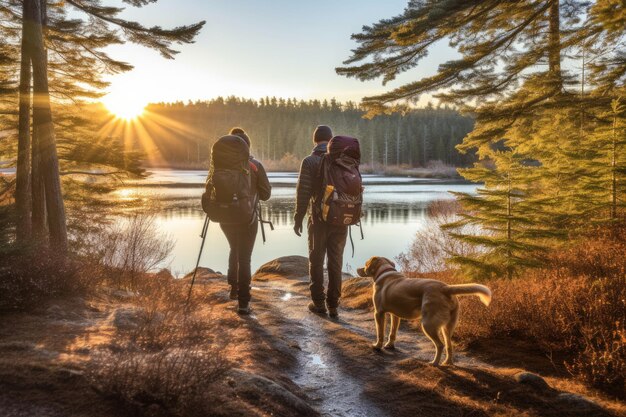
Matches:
[294,125,348,318]
[219,127,271,315]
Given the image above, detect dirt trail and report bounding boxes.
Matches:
[244,259,622,417]
[252,281,387,417]
[248,276,491,417]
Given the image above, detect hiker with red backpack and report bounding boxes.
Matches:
[294,125,363,318]
[203,128,271,315]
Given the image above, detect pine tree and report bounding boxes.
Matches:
[582,98,626,225]
[444,152,549,279]
[6,0,205,253]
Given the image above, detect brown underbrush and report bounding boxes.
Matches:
[386,221,626,398]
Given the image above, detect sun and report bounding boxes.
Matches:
[102,93,146,120]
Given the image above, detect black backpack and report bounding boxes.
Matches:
[318,136,363,226]
[202,135,254,224]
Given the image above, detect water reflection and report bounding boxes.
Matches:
[124,170,477,275]
[158,200,431,227]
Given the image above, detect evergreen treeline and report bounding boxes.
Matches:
[142,98,475,166]
[341,0,626,278]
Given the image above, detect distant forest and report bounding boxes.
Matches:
[135,97,475,166]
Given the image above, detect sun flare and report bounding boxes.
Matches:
[102,93,146,120]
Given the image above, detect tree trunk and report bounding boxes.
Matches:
[506,171,513,280]
[396,116,401,165]
[611,113,617,222]
[15,0,33,243]
[26,0,67,254]
[31,121,46,240]
[548,0,562,88]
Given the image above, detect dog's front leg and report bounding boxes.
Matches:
[384,315,400,349]
[372,311,385,350]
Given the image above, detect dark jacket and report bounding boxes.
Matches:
[250,156,271,202]
[294,143,327,224]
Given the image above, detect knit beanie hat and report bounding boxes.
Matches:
[313,125,333,143]
[229,127,250,147]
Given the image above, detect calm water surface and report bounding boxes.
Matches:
[115,169,478,275]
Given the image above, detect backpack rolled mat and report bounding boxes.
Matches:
[202,135,254,224]
[318,135,363,226]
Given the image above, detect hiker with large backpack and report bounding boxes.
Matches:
[293,125,363,319]
[203,128,271,315]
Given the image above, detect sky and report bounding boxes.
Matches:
[100,0,458,107]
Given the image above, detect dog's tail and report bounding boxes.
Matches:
[444,284,492,306]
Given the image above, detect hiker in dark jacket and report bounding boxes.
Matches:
[221,127,271,315]
[293,125,348,318]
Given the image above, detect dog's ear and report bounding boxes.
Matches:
[358,256,379,277]
[383,257,396,268]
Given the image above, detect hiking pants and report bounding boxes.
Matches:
[307,218,348,308]
[220,221,258,304]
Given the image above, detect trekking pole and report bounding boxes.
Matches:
[185,214,210,306]
[257,203,274,244]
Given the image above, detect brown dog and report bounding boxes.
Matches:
[357,256,491,366]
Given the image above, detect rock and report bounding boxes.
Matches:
[155,268,175,280]
[254,256,309,280]
[111,289,137,300]
[228,368,316,416]
[109,307,145,330]
[182,267,222,282]
[56,368,84,381]
[46,304,64,318]
[557,393,599,411]
[513,371,551,391]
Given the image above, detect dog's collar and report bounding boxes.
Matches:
[374,265,397,283]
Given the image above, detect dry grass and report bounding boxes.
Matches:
[361,160,460,178]
[263,153,301,172]
[345,216,626,398]
[432,226,626,398]
[88,272,231,416]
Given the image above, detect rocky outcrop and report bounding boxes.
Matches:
[254,256,309,281]
[180,267,223,284]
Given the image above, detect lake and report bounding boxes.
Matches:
[114,169,478,276]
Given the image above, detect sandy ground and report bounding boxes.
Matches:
[0,256,624,417]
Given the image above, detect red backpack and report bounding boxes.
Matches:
[317,136,363,226]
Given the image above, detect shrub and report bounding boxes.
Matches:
[87,211,174,290]
[397,200,481,273]
[89,348,229,416]
[390,216,626,397]
[431,247,625,397]
[0,248,86,311]
[88,275,230,416]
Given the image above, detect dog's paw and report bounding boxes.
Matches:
[441,360,454,367]
[383,343,395,350]
[429,360,441,367]
[371,343,383,351]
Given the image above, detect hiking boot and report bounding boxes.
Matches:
[237,303,251,315]
[328,307,338,318]
[229,286,238,300]
[308,302,327,315]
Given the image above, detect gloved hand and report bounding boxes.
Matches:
[293,218,303,237]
